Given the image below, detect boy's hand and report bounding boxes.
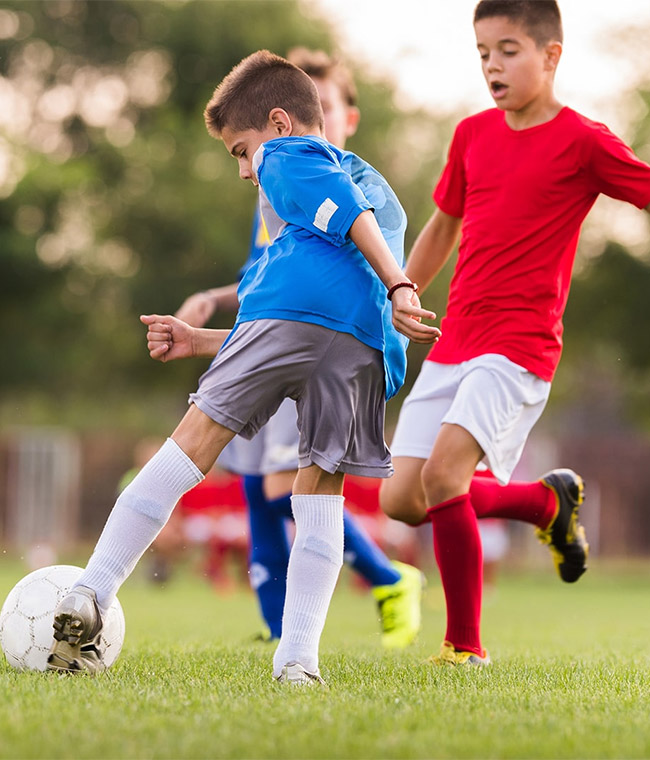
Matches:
[175,292,215,328]
[391,288,441,344]
[140,314,196,361]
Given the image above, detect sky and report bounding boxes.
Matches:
[309,0,650,134]
[307,0,650,253]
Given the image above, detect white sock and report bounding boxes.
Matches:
[76,438,203,612]
[272,494,344,677]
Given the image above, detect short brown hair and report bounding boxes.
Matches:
[204,50,324,138]
[474,0,563,46]
[287,47,357,107]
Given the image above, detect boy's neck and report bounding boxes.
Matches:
[290,122,324,140]
[504,95,563,131]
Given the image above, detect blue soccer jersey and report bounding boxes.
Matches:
[238,204,270,282]
[234,136,408,400]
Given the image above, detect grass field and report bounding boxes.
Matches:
[1,556,650,760]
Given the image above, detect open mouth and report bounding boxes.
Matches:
[491,81,507,97]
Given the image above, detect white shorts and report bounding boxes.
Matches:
[478,520,510,562]
[390,355,551,484]
[217,398,299,477]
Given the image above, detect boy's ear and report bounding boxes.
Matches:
[345,106,361,140]
[544,40,562,72]
[268,108,293,136]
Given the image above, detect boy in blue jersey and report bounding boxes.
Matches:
[47,50,439,684]
[173,49,424,649]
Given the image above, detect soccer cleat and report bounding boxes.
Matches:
[251,625,277,643]
[536,469,588,583]
[46,585,105,674]
[428,640,491,667]
[275,662,327,687]
[372,560,424,649]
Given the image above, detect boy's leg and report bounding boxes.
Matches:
[272,465,345,683]
[253,394,420,647]
[48,405,235,673]
[383,453,588,663]
[266,325,394,682]
[470,470,588,582]
[421,423,487,660]
[383,425,490,664]
[245,474,290,641]
[470,473,555,525]
[382,356,589,665]
[249,477,420,647]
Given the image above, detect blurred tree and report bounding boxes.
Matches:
[565,243,650,373]
[0,0,453,431]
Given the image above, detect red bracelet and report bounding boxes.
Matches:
[387,281,418,301]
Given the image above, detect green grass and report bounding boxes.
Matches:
[1,558,650,759]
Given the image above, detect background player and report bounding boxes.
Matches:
[173,48,424,648]
[381,0,650,666]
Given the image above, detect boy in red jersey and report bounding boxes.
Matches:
[381,0,650,665]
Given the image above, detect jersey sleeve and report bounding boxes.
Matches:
[257,141,373,246]
[432,122,467,218]
[585,123,650,209]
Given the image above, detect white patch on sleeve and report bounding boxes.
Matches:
[252,144,265,184]
[313,197,339,232]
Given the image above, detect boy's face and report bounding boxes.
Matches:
[310,76,359,149]
[475,16,559,113]
[221,122,280,185]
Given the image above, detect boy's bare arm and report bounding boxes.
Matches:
[348,210,441,344]
[405,209,462,293]
[140,314,230,362]
[175,283,240,327]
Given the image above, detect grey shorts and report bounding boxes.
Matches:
[217,397,299,476]
[190,319,391,477]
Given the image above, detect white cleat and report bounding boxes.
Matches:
[275,662,327,687]
[46,585,105,674]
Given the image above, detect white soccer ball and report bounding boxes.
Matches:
[0,564,125,672]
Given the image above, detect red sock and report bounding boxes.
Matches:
[470,475,556,528]
[427,493,483,655]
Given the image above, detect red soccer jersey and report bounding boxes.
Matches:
[429,107,650,381]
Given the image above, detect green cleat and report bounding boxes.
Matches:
[251,624,277,643]
[46,586,105,675]
[536,469,588,583]
[428,640,491,667]
[372,561,424,649]
[275,662,328,687]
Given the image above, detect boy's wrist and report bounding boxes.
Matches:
[194,328,213,357]
[387,281,418,301]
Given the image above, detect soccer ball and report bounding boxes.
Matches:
[0,565,125,672]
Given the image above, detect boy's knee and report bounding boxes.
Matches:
[379,478,426,526]
[293,465,344,496]
[420,458,468,506]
